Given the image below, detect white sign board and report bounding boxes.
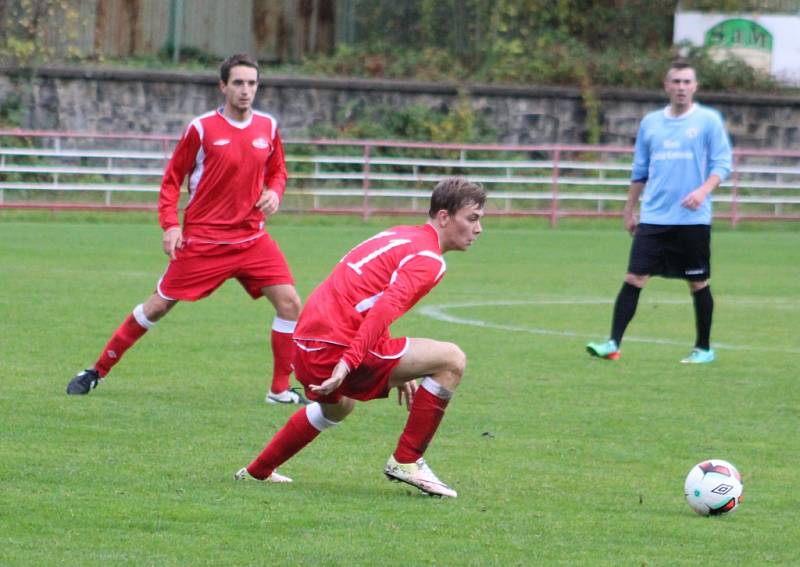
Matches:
[674,11,800,85]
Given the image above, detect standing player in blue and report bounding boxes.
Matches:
[586,60,732,363]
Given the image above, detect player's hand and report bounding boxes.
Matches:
[162,227,183,260]
[397,379,418,411]
[681,188,708,211]
[256,189,280,216]
[623,209,638,236]
[310,360,349,396]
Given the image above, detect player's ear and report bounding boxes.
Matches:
[434,209,450,226]
[219,80,227,93]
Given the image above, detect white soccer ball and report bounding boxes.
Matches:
[684,459,743,516]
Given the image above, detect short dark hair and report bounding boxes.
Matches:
[220,53,259,84]
[667,59,695,77]
[428,177,486,218]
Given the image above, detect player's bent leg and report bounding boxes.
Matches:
[261,284,305,402]
[387,338,466,392]
[384,338,462,498]
[67,294,177,395]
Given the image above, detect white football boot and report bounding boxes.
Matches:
[234,467,292,483]
[265,388,309,405]
[384,455,457,498]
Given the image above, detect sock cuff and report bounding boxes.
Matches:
[132,304,155,329]
[420,377,453,400]
[272,317,297,333]
[305,403,339,432]
[692,285,712,296]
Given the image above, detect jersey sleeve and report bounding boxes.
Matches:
[158,124,201,231]
[340,253,444,371]
[630,120,650,183]
[706,113,732,182]
[265,129,288,200]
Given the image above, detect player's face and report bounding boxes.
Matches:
[220,65,258,117]
[664,67,697,109]
[440,203,484,252]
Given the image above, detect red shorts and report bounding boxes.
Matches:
[293,337,409,404]
[157,234,294,301]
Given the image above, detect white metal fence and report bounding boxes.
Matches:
[1,129,799,226]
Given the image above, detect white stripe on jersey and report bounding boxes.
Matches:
[355,292,384,313]
[188,145,205,202]
[186,112,214,200]
[253,110,278,141]
[418,249,447,281]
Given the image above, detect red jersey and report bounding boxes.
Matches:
[295,223,447,370]
[158,108,288,243]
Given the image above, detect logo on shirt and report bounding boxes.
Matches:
[212,139,231,146]
[252,137,271,150]
[685,127,699,139]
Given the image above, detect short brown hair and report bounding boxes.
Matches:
[428,177,486,218]
[666,59,695,78]
[220,53,259,84]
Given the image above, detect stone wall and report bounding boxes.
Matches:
[1,66,799,149]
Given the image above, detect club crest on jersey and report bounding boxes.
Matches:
[252,137,271,150]
[685,127,699,139]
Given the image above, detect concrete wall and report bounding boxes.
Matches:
[1,66,799,149]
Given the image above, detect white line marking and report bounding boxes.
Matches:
[418,298,800,354]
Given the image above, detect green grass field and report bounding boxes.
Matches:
[1,212,798,566]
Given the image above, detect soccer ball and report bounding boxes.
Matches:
[684,459,743,516]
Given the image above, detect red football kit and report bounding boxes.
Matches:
[90,108,297,395]
[156,108,293,300]
[293,223,447,402]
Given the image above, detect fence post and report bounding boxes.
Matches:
[361,144,371,221]
[730,153,741,228]
[549,148,561,228]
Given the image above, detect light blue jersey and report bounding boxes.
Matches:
[631,103,732,225]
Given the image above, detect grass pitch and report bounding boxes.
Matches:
[1,212,798,565]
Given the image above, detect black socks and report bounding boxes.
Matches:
[692,285,714,350]
[610,282,642,346]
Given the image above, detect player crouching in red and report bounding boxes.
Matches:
[235,177,486,497]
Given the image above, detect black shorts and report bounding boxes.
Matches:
[627,224,711,281]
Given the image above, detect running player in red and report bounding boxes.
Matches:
[66,54,307,405]
[235,177,486,497]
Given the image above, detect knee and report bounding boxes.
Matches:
[689,280,709,293]
[624,273,647,288]
[143,296,174,321]
[320,397,355,422]
[275,291,302,320]
[446,342,467,381]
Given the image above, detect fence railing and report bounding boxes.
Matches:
[1,129,799,226]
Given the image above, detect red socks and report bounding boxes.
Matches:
[94,310,150,377]
[270,328,295,393]
[247,407,321,479]
[393,382,450,463]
